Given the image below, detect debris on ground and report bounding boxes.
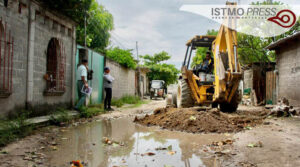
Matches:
[164,165,174,167]
[102,137,124,146]
[50,146,58,151]
[211,139,234,147]
[202,138,237,158]
[167,151,176,155]
[0,150,8,154]
[135,107,267,133]
[141,152,155,156]
[244,126,252,130]
[247,141,263,148]
[268,98,300,117]
[242,95,252,106]
[238,162,257,167]
[155,145,172,151]
[155,147,167,151]
[70,160,84,167]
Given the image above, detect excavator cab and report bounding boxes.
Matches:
[183,35,216,70]
[183,36,216,85]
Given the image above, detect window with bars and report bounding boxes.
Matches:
[0,20,14,98]
[44,38,66,96]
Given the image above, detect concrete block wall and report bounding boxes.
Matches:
[0,0,76,116]
[0,1,29,115]
[32,2,74,106]
[105,58,136,99]
[277,42,300,107]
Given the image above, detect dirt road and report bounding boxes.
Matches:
[0,100,299,167]
[223,117,300,167]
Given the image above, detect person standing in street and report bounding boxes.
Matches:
[103,67,114,111]
[74,59,89,111]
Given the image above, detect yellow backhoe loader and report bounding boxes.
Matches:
[173,2,242,112]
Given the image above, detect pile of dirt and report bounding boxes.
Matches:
[135,107,267,133]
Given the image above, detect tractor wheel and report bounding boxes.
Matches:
[219,91,241,113]
[177,79,194,108]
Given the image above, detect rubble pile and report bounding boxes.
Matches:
[242,95,252,106]
[135,107,266,133]
[269,98,300,117]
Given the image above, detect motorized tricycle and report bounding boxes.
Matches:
[150,80,166,99]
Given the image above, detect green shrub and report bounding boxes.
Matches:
[106,47,137,69]
[49,109,72,125]
[120,95,141,104]
[88,103,104,108]
[111,99,124,107]
[80,107,105,118]
[0,113,34,147]
[111,95,142,107]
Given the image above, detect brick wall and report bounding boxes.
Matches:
[105,58,136,98]
[277,42,300,107]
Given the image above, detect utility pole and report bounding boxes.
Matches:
[84,10,87,48]
[136,41,141,98]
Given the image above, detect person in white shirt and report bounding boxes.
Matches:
[74,59,89,111]
[103,67,114,111]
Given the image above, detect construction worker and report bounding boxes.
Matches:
[200,52,214,74]
[194,52,214,76]
[103,67,114,111]
[74,59,89,111]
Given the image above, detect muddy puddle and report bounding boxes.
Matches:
[47,117,231,167]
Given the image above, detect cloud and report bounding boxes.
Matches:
[98,0,299,69]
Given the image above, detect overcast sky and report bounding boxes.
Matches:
[97,0,299,69]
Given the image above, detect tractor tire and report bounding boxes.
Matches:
[220,91,241,113]
[177,79,194,108]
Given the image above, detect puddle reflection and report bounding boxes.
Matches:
[48,117,228,167]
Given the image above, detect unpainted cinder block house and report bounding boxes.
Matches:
[0,0,77,116]
[266,32,300,107]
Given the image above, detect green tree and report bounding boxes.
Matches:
[106,47,137,69]
[78,0,114,53]
[141,51,180,85]
[40,0,113,52]
[237,1,300,65]
[191,29,218,68]
[237,34,276,65]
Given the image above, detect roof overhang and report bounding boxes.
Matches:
[186,35,216,49]
[266,32,300,50]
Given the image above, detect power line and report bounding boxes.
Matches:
[86,20,130,49]
[110,34,130,49]
[111,32,133,48]
[110,36,127,49]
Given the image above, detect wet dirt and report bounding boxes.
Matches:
[220,117,300,167]
[1,101,300,167]
[46,117,231,167]
[135,107,268,133]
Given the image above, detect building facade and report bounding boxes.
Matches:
[267,32,300,107]
[0,0,76,116]
[138,67,150,97]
